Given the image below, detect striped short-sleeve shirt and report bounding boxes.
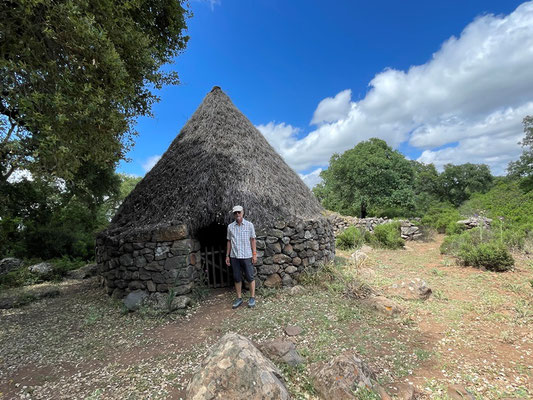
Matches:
[227,218,256,259]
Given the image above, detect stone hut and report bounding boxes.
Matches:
[95,87,336,299]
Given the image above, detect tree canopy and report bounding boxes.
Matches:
[313,138,415,217]
[437,163,494,207]
[0,0,190,183]
[507,116,533,192]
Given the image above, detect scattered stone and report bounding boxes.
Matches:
[28,262,53,276]
[260,339,305,366]
[362,295,404,316]
[0,258,23,275]
[285,324,303,336]
[186,332,289,400]
[66,263,97,280]
[385,383,416,400]
[287,285,305,296]
[123,290,148,311]
[311,352,377,399]
[447,384,475,400]
[388,278,432,300]
[350,250,368,265]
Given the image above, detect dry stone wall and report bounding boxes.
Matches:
[95,224,202,299]
[331,214,422,240]
[96,216,336,298]
[255,217,336,288]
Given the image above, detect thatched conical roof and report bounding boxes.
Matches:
[107,86,323,238]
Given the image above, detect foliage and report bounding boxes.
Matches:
[437,163,494,207]
[336,226,366,250]
[440,229,514,272]
[459,242,514,272]
[313,139,415,217]
[370,222,405,249]
[410,160,441,215]
[460,180,533,229]
[420,203,462,233]
[507,116,533,192]
[0,171,139,260]
[1,0,189,182]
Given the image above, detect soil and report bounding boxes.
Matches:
[1,235,531,399]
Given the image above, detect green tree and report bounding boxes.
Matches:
[410,160,440,214]
[1,0,189,182]
[313,138,415,217]
[437,163,493,207]
[508,116,533,192]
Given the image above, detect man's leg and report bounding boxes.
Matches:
[230,258,243,309]
[250,280,255,298]
[235,281,242,298]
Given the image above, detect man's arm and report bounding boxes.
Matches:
[226,240,231,266]
[250,238,257,264]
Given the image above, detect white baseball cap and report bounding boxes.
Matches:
[232,205,243,213]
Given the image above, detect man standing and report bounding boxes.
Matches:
[226,205,257,309]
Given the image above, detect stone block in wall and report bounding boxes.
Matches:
[259,264,280,275]
[144,262,163,272]
[123,243,133,253]
[128,280,144,290]
[282,244,293,255]
[153,224,188,242]
[154,246,170,260]
[146,280,156,292]
[285,265,298,274]
[164,255,187,270]
[156,283,169,292]
[119,254,133,266]
[268,229,284,239]
[292,257,301,266]
[134,256,147,268]
[152,273,166,284]
[145,242,156,249]
[172,239,193,252]
[174,282,193,295]
[256,240,265,250]
[273,254,292,264]
[144,254,155,262]
[267,242,281,253]
[263,256,273,264]
[283,227,296,236]
[266,236,278,244]
[282,274,293,287]
[139,269,152,280]
[274,220,286,229]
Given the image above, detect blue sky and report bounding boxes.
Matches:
[118,0,533,187]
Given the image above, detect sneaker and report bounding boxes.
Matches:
[232,298,243,309]
[247,297,256,308]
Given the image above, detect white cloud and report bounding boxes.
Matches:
[311,89,352,125]
[142,155,161,172]
[299,168,323,189]
[259,2,533,175]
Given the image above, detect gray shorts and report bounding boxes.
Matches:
[230,258,255,283]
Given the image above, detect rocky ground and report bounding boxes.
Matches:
[0,235,531,399]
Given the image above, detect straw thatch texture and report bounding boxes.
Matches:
[106,87,323,238]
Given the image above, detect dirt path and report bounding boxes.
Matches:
[1,235,532,399]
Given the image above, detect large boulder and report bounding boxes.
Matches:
[186,332,289,400]
[28,262,53,276]
[0,258,23,275]
[362,295,404,316]
[66,263,97,280]
[311,352,377,399]
[387,278,432,300]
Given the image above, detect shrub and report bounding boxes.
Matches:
[421,203,462,233]
[459,242,514,272]
[336,226,366,250]
[371,222,404,249]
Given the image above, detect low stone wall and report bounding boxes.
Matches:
[96,216,336,298]
[96,224,202,299]
[255,217,336,287]
[457,217,492,230]
[330,214,422,241]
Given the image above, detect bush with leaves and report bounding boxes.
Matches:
[421,203,462,233]
[370,222,404,249]
[335,226,367,250]
[459,242,514,272]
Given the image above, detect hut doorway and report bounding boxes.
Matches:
[196,222,232,288]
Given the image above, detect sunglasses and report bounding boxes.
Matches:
[233,211,242,214]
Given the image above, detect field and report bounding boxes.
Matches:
[0,235,531,399]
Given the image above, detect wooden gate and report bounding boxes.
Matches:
[202,246,232,288]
